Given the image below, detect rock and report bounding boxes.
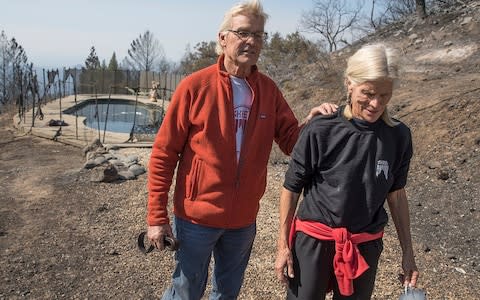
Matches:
[97,203,108,212]
[85,151,97,160]
[84,159,97,169]
[108,249,120,256]
[129,164,146,176]
[414,39,424,45]
[109,159,124,167]
[423,244,431,253]
[126,155,139,164]
[120,155,139,167]
[114,154,127,163]
[118,170,136,180]
[90,163,119,183]
[431,31,446,41]
[83,138,104,156]
[104,153,114,160]
[427,161,441,169]
[93,156,107,165]
[437,169,450,180]
[85,151,147,181]
[460,16,473,26]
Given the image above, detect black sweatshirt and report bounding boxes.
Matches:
[283,106,412,233]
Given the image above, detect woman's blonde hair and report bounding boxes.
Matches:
[344,43,401,126]
[215,0,269,55]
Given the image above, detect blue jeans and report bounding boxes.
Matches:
[162,216,256,300]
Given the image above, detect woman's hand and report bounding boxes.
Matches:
[275,245,294,287]
[400,251,419,288]
[387,189,419,288]
[276,188,300,287]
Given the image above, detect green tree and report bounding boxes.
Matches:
[84,46,100,70]
[260,32,325,82]
[108,52,119,70]
[106,52,124,93]
[179,41,217,74]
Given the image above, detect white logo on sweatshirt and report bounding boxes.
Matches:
[376,160,389,180]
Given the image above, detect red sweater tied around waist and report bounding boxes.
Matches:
[289,218,384,296]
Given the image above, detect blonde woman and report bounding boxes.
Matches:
[275,44,419,299]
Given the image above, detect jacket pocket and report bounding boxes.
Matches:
[186,157,202,200]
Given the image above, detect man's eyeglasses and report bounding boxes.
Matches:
[227,30,268,42]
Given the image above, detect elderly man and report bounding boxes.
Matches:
[146,1,336,299]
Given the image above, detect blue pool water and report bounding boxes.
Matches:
[65,99,163,134]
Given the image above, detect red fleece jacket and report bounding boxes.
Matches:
[147,56,301,228]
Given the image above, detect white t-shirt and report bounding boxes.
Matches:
[231,76,253,161]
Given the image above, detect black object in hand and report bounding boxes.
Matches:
[137,231,179,254]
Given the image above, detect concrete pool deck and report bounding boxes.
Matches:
[13,94,169,148]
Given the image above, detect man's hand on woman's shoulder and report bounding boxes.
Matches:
[302,103,339,124]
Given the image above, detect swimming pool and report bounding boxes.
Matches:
[64,98,163,135]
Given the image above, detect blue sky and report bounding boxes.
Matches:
[1,0,322,68]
